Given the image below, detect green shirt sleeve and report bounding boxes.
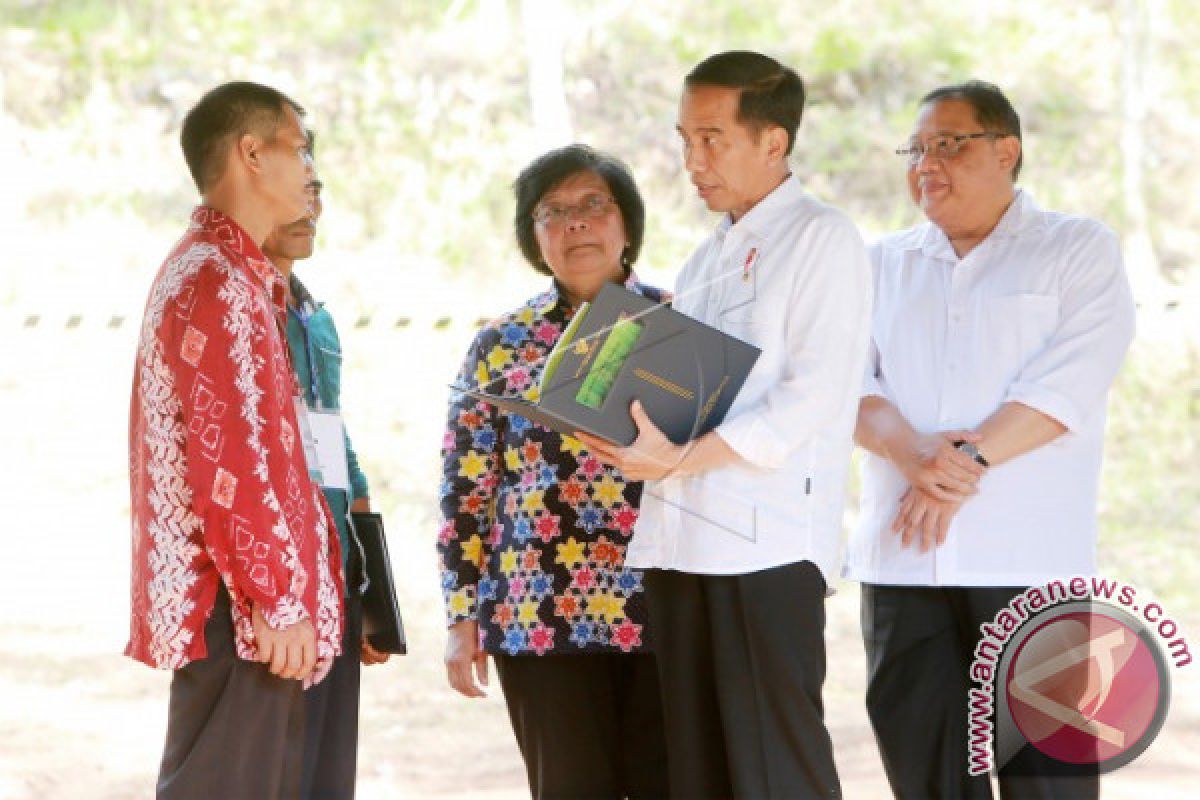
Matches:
[345,426,370,500]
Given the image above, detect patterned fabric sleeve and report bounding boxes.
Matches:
[168,259,327,631]
[437,328,505,626]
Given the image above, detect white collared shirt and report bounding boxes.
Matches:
[845,190,1135,587]
[626,175,873,578]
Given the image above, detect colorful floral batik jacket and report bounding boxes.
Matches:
[438,276,666,656]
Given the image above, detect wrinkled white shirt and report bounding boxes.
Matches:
[846,190,1135,587]
[627,176,872,578]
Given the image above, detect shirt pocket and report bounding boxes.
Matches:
[985,293,1060,377]
[716,275,763,344]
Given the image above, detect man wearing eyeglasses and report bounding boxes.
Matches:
[848,81,1135,798]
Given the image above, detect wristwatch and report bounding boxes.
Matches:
[954,440,990,468]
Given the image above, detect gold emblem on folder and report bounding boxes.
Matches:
[634,368,695,401]
[572,338,597,379]
[697,375,731,425]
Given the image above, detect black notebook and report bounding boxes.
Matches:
[350,511,407,655]
[455,283,760,446]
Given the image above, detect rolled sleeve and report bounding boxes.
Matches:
[1002,224,1135,432]
[1004,382,1084,433]
[715,411,788,470]
[861,337,887,400]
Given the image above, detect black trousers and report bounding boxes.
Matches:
[300,590,363,799]
[861,584,1099,800]
[157,588,305,800]
[644,561,840,800]
[494,652,669,800]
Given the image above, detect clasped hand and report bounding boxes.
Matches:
[251,603,330,687]
[892,430,986,551]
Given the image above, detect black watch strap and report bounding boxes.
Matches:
[953,440,990,468]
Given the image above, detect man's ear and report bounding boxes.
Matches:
[996,135,1021,176]
[237,132,264,177]
[765,125,789,165]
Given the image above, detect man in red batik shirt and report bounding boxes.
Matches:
[127,81,344,800]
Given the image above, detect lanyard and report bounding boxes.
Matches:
[288,303,323,410]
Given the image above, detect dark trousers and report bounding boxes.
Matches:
[861,584,1099,800]
[300,591,363,799]
[157,588,305,800]
[494,652,669,800]
[644,561,840,800]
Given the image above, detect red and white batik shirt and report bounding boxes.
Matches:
[127,206,344,670]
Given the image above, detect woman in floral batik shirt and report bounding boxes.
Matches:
[438,144,668,799]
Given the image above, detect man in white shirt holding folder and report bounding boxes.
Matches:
[848,81,1135,799]
[581,50,872,798]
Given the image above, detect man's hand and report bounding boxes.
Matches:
[576,401,685,481]
[895,430,986,502]
[350,496,371,513]
[891,487,964,552]
[251,603,317,681]
[361,637,391,665]
[445,619,488,698]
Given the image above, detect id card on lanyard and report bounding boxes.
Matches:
[289,301,350,492]
[294,397,350,492]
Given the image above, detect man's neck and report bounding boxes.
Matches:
[268,257,295,305]
[942,189,1016,259]
[729,169,790,224]
[202,186,274,246]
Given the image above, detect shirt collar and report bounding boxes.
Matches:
[716,173,804,243]
[190,205,281,298]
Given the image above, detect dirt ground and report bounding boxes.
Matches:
[2,310,1196,799]
[1,583,1196,799]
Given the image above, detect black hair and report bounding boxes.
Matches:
[920,80,1023,180]
[685,50,805,155]
[180,81,305,192]
[513,144,645,277]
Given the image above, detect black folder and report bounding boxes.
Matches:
[455,283,760,446]
[350,511,407,654]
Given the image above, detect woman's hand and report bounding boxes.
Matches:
[444,619,488,698]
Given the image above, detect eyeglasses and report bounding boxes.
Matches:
[533,194,615,227]
[896,132,1008,166]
